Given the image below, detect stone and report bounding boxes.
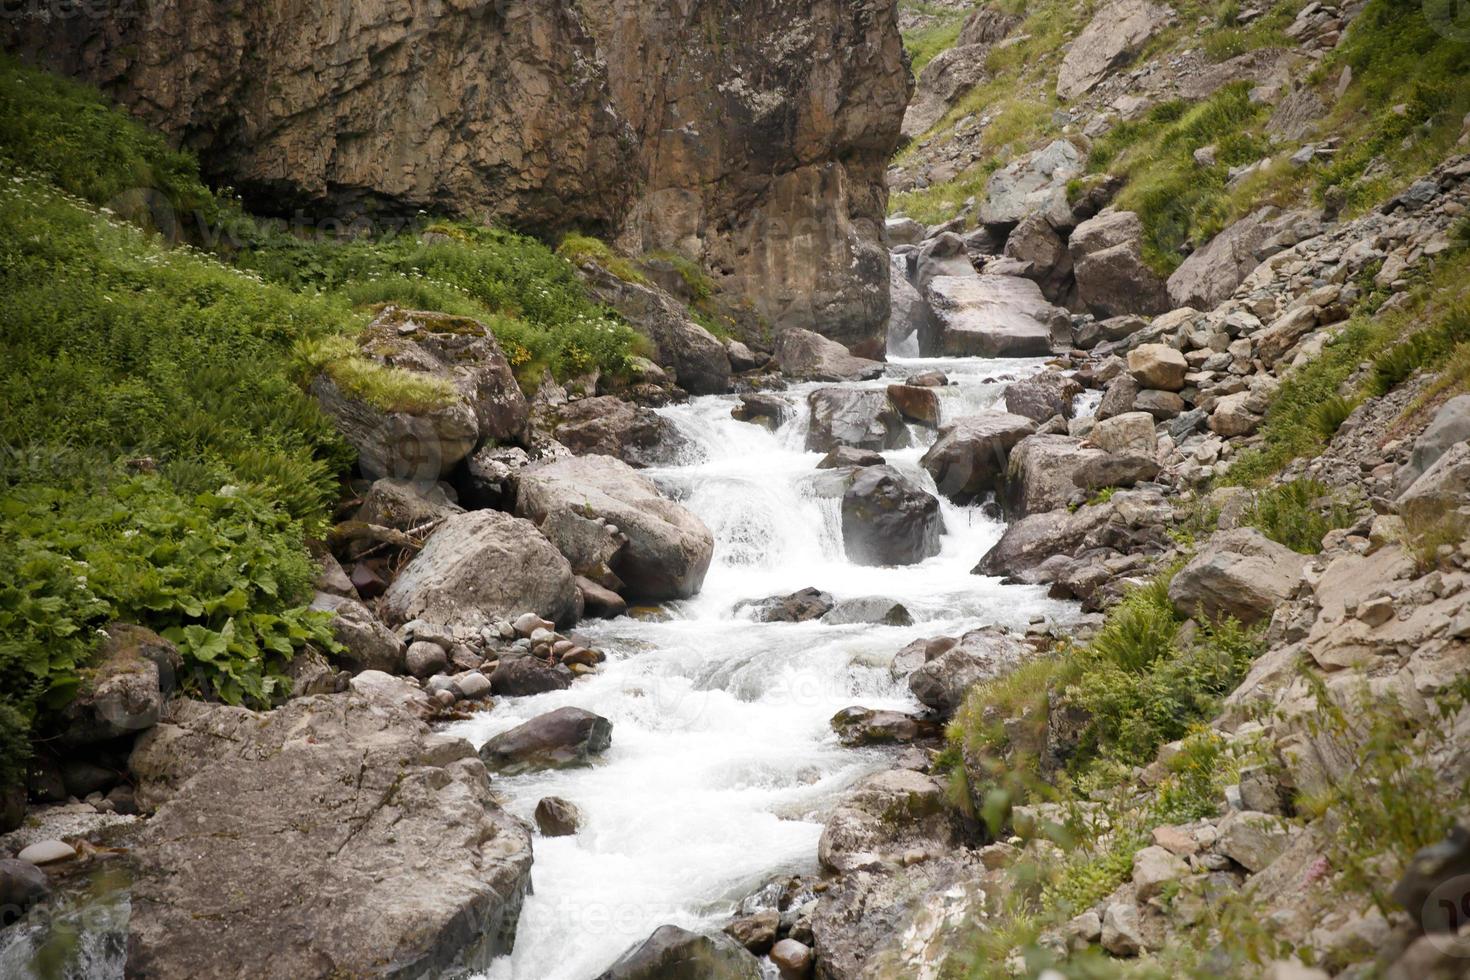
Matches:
[909,628,1030,717]
[1003,211,1077,305]
[1128,343,1189,392]
[724,910,779,954]
[920,413,1038,503]
[405,640,449,680]
[17,839,75,866]
[1169,528,1308,625]
[123,692,532,979]
[1101,902,1144,956]
[732,393,793,430]
[578,576,628,619]
[769,938,814,979]
[1096,375,1141,420]
[382,511,579,630]
[1132,845,1189,900]
[1089,411,1158,457]
[56,624,178,746]
[1004,372,1084,423]
[533,796,583,837]
[0,858,50,925]
[1216,810,1291,872]
[584,268,732,395]
[546,396,693,469]
[888,259,930,357]
[16,3,911,352]
[1004,434,1112,517]
[516,455,715,602]
[478,706,612,775]
[981,139,1084,228]
[738,588,835,624]
[1392,824,1470,932]
[1167,207,1294,310]
[1255,306,1321,366]
[925,275,1066,357]
[1396,395,1470,495]
[1070,210,1170,318]
[1133,388,1186,420]
[774,328,884,382]
[887,384,942,426]
[830,706,937,746]
[818,446,886,469]
[596,924,762,980]
[886,217,926,246]
[490,658,574,697]
[805,388,912,453]
[310,593,407,675]
[1209,391,1262,437]
[841,465,945,566]
[821,597,914,627]
[355,478,461,532]
[1057,0,1172,100]
[1399,441,1470,528]
[452,671,492,700]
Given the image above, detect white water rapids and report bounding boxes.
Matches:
[462,354,1082,980]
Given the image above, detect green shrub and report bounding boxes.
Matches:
[557,232,647,285]
[1368,304,1470,396]
[1086,574,1180,674]
[1243,478,1357,554]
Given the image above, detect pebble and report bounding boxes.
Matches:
[17,840,75,866]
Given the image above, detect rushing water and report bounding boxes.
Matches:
[461,353,1081,980]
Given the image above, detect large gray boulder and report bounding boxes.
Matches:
[309,592,407,675]
[312,307,528,482]
[56,624,178,746]
[1395,395,1470,496]
[1056,0,1173,100]
[920,413,1038,503]
[805,388,912,454]
[516,455,714,601]
[774,328,884,382]
[583,264,733,395]
[545,395,693,469]
[1003,434,1158,518]
[596,924,762,980]
[1166,207,1298,310]
[1002,211,1076,305]
[355,477,462,531]
[124,690,532,980]
[980,139,1084,229]
[908,627,1031,717]
[479,707,613,776]
[1069,210,1170,318]
[382,510,580,629]
[1168,528,1308,624]
[1399,442,1470,527]
[926,275,1067,357]
[841,465,945,566]
[1004,371,1084,422]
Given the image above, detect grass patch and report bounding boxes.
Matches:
[557,232,647,286]
[1242,478,1357,554]
[902,3,973,76]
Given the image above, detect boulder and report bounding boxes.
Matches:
[405,640,448,679]
[1399,442,1470,528]
[805,389,912,453]
[355,478,462,533]
[533,796,583,837]
[887,384,942,426]
[1396,395,1470,496]
[1167,207,1290,310]
[1057,0,1173,100]
[123,692,532,980]
[478,707,612,775]
[578,576,629,619]
[312,308,527,482]
[818,446,886,469]
[1255,306,1322,366]
[981,139,1084,228]
[516,455,714,601]
[309,593,406,675]
[816,768,954,874]
[821,597,914,627]
[724,911,779,955]
[489,657,574,697]
[1005,434,1153,517]
[1002,211,1076,305]
[1127,344,1189,392]
[738,587,835,623]
[770,938,814,980]
[1101,902,1144,956]
[1216,810,1291,872]
[1209,391,1262,437]
[887,255,931,357]
[1088,411,1158,456]
[1070,211,1170,317]
[596,925,762,980]
[0,859,50,926]
[909,628,1030,716]
[921,413,1038,503]
[1168,528,1309,625]
[1096,375,1141,420]
[382,511,580,629]
[56,624,178,746]
[830,705,938,746]
[583,265,732,395]
[546,396,692,469]
[886,217,926,246]
[925,275,1067,357]
[1132,845,1189,900]
[912,233,979,296]
[774,329,884,382]
[1134,389,1186,420]
[731,393,792,431]
[1004,372,1084,422]
[841,466,945,566]
[901,8,1019,138]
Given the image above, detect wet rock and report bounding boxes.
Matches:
[925,275,1067,357]
[920,413,1037,503]
[724,909,779,955]
[0,858,50,925]
[533,796,583,838]
[731,394,792,431]
[841,466,945,566]
[478,707,612,775]
[1168,528,1308,625]
[596,924,762,980]
[577,577,628,620]
[546,396,693,469]
[310,593,407,675]
[1004,372,1084,423]
[822,597,914,627]
[819,447,886,469]
[124,691,532,979]
[516,455,714,602]
[738,588,834,624]
[489,658,574,697]
[805,388,912,454]
[1057,0,1173,100]
[774,329,884,383]
[1071,210,1171,317]
[830,707,938,746]
[770,938,814,979]
[383,511,579,630]
[887,384,942,426]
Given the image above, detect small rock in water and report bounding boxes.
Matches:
[770,938,814,979]
[723,909,779,954]
[533,796,583,837]
[18,839,75,866]
[0,859,51,925]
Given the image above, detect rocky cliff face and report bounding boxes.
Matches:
[4,0,910,347]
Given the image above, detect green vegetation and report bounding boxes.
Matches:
[900,2,975,75]
[1242,478,1357,554]
[557,232,648,286]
